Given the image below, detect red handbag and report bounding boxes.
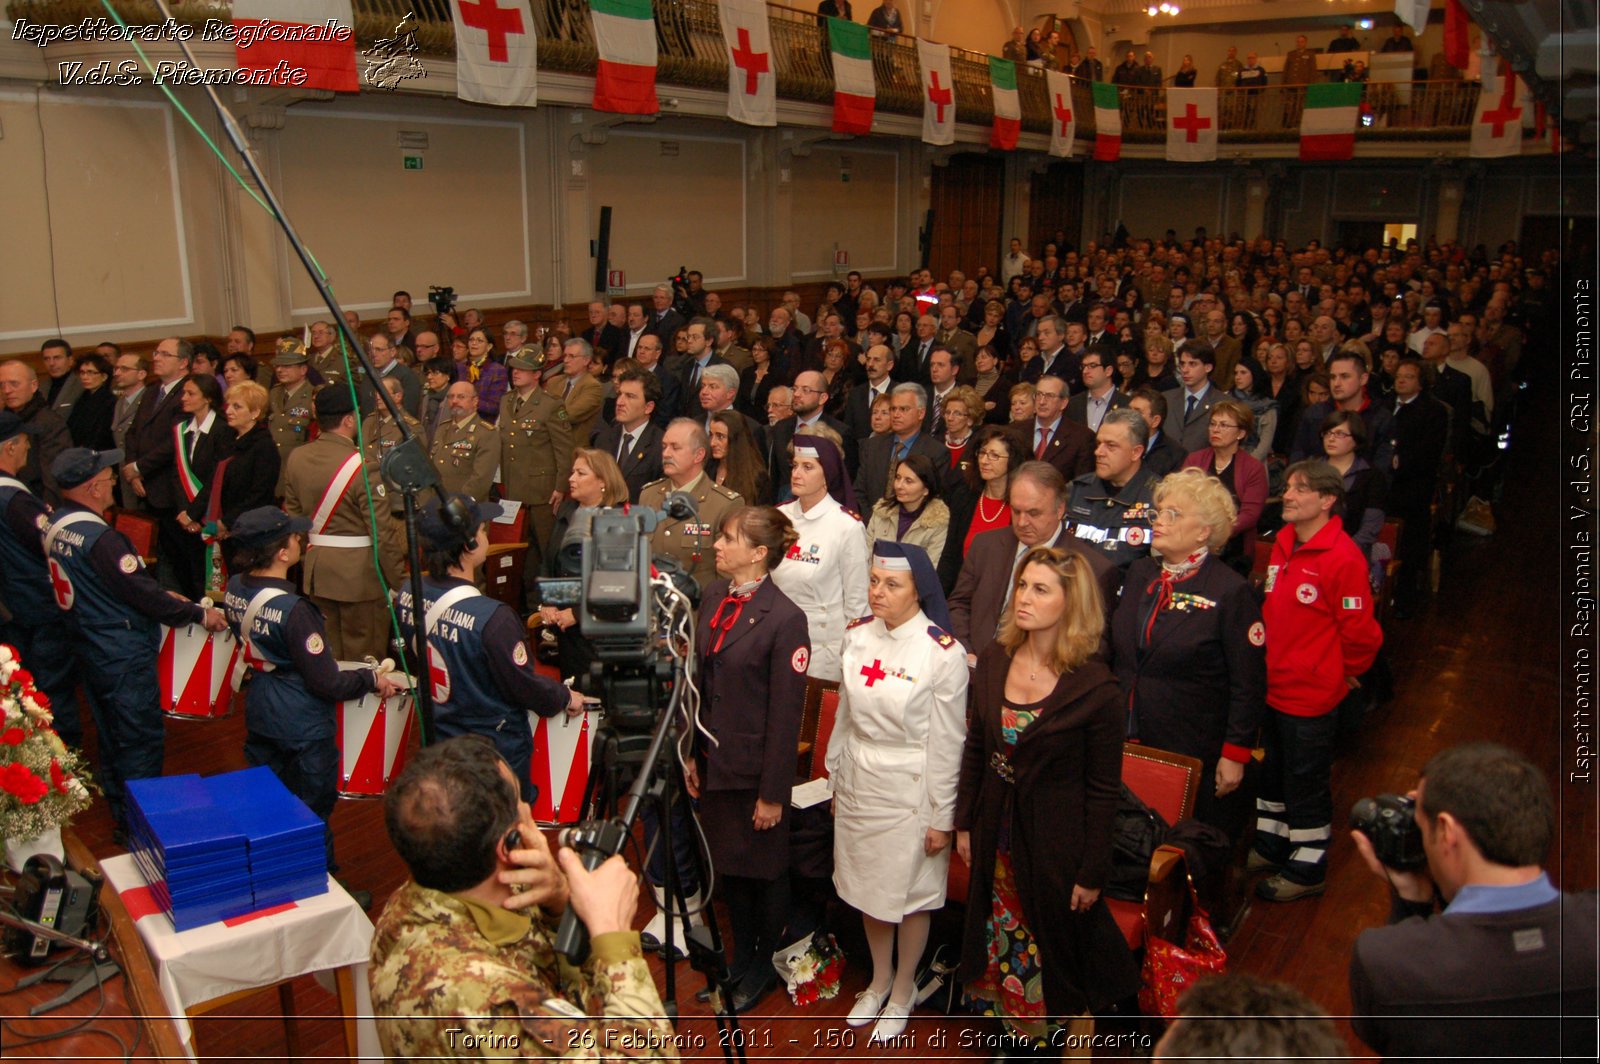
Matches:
[1137,878,1228,1018]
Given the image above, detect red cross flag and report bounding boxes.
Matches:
[1166,87,1218,162]
[719,0,775,126]
[1045,69,1075,158]
[1471,63,1524,158]
[453,0,537,107]
[916,38,955,146]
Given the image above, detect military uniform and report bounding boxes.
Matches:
[1216,54,1243,87]
[497,383,574,559]
[310,346,364,396]
[268,381,317,496]
[359,408,422,510]
[1066,468,1161,571]
[281,427,405,661]
[47,493,209,826]
[430,414,500,500]
[369,881,674,1061]
[637,473,742,596]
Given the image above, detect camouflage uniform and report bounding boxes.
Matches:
[369,881,674,1060]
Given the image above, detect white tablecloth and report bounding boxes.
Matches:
[100,853,381,1060]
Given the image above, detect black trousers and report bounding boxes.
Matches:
[1252,708,1337,885]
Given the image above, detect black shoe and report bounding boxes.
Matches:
[695,986,713,1003]
[730,970,778,1014]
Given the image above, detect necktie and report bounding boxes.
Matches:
[563,378,574,399]
[920,342,930,368]
[1185,394,1197,420]
[618,432,632,462]
[689,363,701,392]
[1035,426,1051,460]
[932,392,943,427]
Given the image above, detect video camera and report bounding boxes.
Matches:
[667,267,695,318]
[427,285,456,318]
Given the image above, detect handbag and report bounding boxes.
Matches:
[1137,869,1227,1019]
[912,942,966,1014]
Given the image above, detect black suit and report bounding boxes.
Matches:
[1065,388,1130,430]
[1016,416,1096,480]
[67,385,116,450]
[676,354,729,415]
[948,524,1121,655]
[1142,430,1188,478]
[645,361,683,428]
[590,420,664,503]
[1388,394,1450,601]
[853,431,955,506]
[167,414,237,599]
[768,412,855,503]
[584,322,627,365]
[647,308,687,348]
[124,379,187,510]
[843,379,893,445]
[902,339,937,385]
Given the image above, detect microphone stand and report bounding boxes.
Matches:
[149,0,447,742]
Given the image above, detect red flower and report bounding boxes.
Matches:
[11,669,33,688]
[0,763,49,804]
[30,690,50,710]
[49,759,70,795]
[0,727,26,746]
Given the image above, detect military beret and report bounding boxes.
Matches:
[314,386,355,417]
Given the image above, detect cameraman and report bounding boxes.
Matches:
[1348,743,1598,1060]
[371,735,674,1059]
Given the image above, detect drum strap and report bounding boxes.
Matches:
[44,510,107,556]
[308,452,365,537]
[0,476,27,493]
[232,587,292,690]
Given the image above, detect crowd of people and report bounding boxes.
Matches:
[0,225,1585,1057]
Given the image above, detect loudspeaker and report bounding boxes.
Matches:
[594,206,613,294]
[4,854,101,965]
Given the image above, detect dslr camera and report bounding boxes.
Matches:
[1350,793,1427,870]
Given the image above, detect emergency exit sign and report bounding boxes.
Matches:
[403,155,423,171]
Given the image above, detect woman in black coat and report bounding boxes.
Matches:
[167,373,236,597]
[735,337,782,422]
[688,505,810,1014]
[67,354,117,450]
[1111,468,1265,841]
[189,380,279,576]
[954,546,1140,1047]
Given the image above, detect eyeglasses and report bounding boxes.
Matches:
[1209,421,1240,431]
[1321,429,1354,439]
[977,449,1009,460]
[1151,507,1185,524]
[1035,390,1064,400]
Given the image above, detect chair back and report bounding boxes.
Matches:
[1377,517,1401,555]
[112,508,159,561]
[798,681,841,780]
[487,505,529,545]
[1122,742,1202,826]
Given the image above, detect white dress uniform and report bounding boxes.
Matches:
[774,493,869,682]
[827,609,969,924]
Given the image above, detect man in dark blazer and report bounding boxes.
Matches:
[1348,743,1598,1063]
[674,319,728,410]
[1162,343,1223,452]
[1065,347,1130,431]
[362,333,422,419]
[581,301,627,366]
[843,344,896,447]
[645,285,687,348]
[947,461,1121,662]
[853,383,953,505]
[591,369,664,502]
[1386,358,1449,614]
[768,371,854,503]
[121,336,192,519]
[630,334,681,428]
[1016,373,1095,481]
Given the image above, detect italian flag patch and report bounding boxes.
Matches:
[1342,596,1363,610]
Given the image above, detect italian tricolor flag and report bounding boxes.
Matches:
[1092,82,1121,161]
[1299,82,1362,161]
[232,0,357,92]
[829,18,875,134]
[591,0,658,115]
[989,57,1020,150]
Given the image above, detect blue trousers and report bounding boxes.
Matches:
[642,786,702,896]
[81,626,164,827]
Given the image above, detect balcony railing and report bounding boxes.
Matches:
[9,0,1484,141]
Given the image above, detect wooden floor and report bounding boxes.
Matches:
[4,391,1588,1060]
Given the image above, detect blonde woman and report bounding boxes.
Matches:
[954,546,1139,1054]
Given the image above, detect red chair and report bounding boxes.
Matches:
[111,508,158,565]
[482,504,531,608]
[796,678,840,780]
[1105,743,1203,950]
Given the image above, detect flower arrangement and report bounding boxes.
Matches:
[772,931,846,1007]
[0,644,92,845]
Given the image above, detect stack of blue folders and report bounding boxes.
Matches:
[125,768,328,931]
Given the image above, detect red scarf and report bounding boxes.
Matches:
[707,580,762,653]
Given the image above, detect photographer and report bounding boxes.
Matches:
[1348,743,1598,1060]
[371,735,674,1059]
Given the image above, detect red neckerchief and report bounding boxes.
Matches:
[1141,549,1207,645]
[708,580,761,653]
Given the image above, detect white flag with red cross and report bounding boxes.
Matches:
[916,38,955,146]
[1045,69,1075,157]
[453,0,537,107]
[719,0,776,127]
[1166,87,1218,162]
[1471,63,1524,158]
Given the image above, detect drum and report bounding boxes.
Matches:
[335,664,416,799]
[529,709,598,825]
[158,623,240,719]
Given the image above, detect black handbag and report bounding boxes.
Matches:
[1105,783,1172,902]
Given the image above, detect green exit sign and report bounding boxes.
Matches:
[403,154,423,171]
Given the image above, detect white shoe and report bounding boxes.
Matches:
[846,984,890,1027]
[871,1000,913,1041]
[640,886,702,957]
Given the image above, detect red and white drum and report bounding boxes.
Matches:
[158,624,240,719]
[530,709,599,826]
[335,665,416,799]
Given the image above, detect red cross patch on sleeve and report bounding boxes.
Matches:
[791,647,809,673]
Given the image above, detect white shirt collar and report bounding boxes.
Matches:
[189,409,216,435]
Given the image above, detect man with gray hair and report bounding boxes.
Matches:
[1066,406,1159,570]
[499,319,529,359]
[121,336,192,527]
[548,337,604,446]
[647,284,686,347]
[853,381,954,503]
[696,362,766,455]
[0,358,72,503]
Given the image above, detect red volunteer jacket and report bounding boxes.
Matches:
[1262,515,1383,716]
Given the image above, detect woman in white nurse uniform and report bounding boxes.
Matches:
[826,539,969,1042]
[774,433,869,681]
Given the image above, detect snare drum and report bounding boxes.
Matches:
[335,664,416,799]
[157,624,240,719]
[529,709,598,825]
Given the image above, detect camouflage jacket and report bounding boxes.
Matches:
[369,881,675,1060]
